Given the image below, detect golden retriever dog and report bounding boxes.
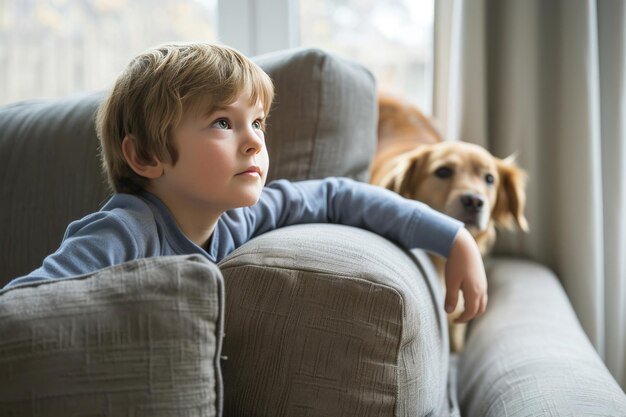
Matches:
[370,93,528,351]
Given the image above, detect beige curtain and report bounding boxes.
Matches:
[434,0,626,389]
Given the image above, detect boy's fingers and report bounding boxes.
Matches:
[455,302,477,323]
[445,277,461,313]
[454,287,480,323]
[445,293,457,314]
[454,291,487,323]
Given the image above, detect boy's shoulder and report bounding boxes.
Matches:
[101,193,156,218]
[102,193,163,232]
[65,193,158,239]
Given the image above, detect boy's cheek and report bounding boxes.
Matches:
[260,152,270,182]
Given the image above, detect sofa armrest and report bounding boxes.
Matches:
[218,224,453,417]
[458,258,626,416]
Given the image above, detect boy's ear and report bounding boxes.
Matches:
[121,135,164,179]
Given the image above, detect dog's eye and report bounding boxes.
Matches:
[485,173,495,184]
[434,167,453,179]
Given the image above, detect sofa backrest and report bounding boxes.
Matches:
[0,48,376,285]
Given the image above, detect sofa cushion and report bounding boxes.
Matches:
[218,224,452,417]
[255,48,377,183]
[0,255,224,417]
[459,259,626,416]
[0,92,110,285]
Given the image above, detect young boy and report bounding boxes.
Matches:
[5,42,486,323]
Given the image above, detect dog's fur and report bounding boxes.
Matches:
[370,93,528,350]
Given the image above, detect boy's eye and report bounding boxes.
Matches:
[211,119,230,129]
[252,120,264,130]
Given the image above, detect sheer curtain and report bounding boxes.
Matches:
[434,0,626,389]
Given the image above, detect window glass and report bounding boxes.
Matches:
[0,0,217,105]
[299,0,434,113]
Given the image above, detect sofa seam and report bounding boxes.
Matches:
[307,51,327,179]
[220,262,404,290]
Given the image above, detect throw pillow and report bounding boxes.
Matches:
[0,255,224,417]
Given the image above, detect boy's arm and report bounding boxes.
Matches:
[231,177,463,257]
[4,211,144,289]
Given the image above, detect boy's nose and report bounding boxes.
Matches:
[241,129,264,154]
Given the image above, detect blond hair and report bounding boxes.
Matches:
[96,42,274,194]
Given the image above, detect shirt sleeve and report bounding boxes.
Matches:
[3,211,144,289]
[222,177,463,257]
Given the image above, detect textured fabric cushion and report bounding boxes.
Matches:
[254,48,377,183]
[0,255,225,417]
[458,259,626,416]
[218,224,452,417]
[0,92,109,285]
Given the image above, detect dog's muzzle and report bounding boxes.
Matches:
[447,192,490,231]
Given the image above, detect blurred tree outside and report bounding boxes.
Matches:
[0,0,217,105]
[0,0,433,112]
[300,0,434,113]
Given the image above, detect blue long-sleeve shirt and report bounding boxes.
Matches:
[5,177,462,288]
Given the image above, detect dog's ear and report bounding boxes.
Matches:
[370,147,431,199]
[395,147,432,199]
[492,155,529,231]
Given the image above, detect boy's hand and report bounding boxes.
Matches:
[444,228,488,323]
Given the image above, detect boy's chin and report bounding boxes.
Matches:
[239,199,260,208]
[231,179,265,208]
[237,192,263,208]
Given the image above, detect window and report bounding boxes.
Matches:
[1,0,434,112]
[0,0,218,105]
[299,0,435,113]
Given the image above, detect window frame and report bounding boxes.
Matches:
[217,0,299,56]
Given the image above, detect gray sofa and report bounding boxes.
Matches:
[0,48,624,417]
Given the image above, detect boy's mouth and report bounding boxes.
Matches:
[236,165,262,176]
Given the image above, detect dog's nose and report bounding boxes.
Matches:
[461,193,484,213]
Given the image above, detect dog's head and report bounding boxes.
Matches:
[375,141,528,254]
[377,93,441,151]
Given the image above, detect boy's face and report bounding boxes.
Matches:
[151,89,269,215]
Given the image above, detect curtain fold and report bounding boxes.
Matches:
[434,0,626,388]
[598,0,626,388]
